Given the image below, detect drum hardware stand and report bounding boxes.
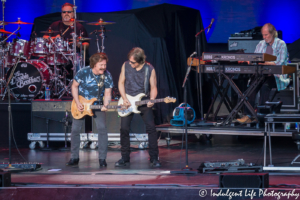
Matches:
[98,21,106,53]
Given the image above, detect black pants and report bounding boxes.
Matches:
[245,75,277,115]
[120,105,158,161]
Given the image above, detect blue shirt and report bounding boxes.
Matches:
[254,37,290,91]
[74,67,114,100]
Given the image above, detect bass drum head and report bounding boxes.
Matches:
[6,62,44,101]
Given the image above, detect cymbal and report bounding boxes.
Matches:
[70,36,92,41]
[0,29,16,35]
[6,19,33,25]
[87,20,115,26]
[0,21,8,26]
[40,30,60,34]
[66,18,87,23]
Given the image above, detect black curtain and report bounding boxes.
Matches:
[31,3,207,124]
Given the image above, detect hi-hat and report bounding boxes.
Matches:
[40,29,60,34]
[0,29,16,35]
[6,19,33,25]
[87,19,115,26]
[70,36,92,41]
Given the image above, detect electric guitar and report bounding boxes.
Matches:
[71,95,127,119]
[117,93,176,117]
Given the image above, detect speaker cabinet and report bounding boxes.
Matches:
[272,62,300,112]
[31,100,84,133]
[92,101,146,133]
[219,173,269,188]
[0,172,11,187]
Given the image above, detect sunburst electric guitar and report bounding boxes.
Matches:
[117,93,176,117]
[71,95,127,119]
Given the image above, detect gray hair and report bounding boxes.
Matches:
[262,23,278,38]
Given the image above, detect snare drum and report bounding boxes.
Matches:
[30,37,48,56]
[6,60,52,101]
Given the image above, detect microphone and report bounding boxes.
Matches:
[207,18,215,34]
[189,52,197,57]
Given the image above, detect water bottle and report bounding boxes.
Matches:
[286,122,290,130]
[296,123,298,130]
[45,87,50,101]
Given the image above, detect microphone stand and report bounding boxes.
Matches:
[72,0,78,76]
[171,54,197,174]
[195,23,215,126]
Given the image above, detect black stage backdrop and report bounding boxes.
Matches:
[31,3,207,123]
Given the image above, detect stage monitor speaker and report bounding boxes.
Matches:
[0,172,11,187]
[219,173,269,188]
[271,62,300,112]
[31,100,85,133]
[92,101,146,133]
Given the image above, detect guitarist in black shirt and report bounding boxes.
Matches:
[116,47,161,167]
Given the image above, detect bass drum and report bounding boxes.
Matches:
[6,60,52,101]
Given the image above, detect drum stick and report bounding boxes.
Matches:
[61,27,70,36]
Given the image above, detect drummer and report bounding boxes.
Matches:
[43,3,90,66]
[43,3,89,53]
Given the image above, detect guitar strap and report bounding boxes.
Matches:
[144,63,150,97]
[94,71,107,105]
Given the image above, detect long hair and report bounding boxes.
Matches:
[127,47,146,64]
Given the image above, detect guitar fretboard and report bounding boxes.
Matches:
[135,98,164,106]
[90,105,120,109]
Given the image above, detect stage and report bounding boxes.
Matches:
[1,134,300,197]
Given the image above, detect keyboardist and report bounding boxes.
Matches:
[237,23,290,124]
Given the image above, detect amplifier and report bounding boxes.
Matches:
[271,62,299,112]
[228,40,260,53]
[92,101,146,134]
[31,100,85,133]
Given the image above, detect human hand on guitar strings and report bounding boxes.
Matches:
[147,99,154,108]
[76,102,84,112]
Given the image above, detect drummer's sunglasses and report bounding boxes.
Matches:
[62,11,73,13]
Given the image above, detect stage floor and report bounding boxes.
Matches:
[1,135,300,188]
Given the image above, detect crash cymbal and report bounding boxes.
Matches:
[0,29,16,35]
[70,36,92,41]
[87,19,115,26]
[40,29,60,34]
[6,19,33,25]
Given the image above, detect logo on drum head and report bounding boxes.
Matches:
[21,63,27,68]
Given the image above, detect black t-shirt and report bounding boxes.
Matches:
[48,21,89,42]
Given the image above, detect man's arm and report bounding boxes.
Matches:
[71,80,83,111]
[118,63,130,106]
[147,69,157,108]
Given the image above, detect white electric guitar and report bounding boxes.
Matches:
[117,93,176,117]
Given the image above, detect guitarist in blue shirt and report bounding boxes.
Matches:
[66,53,113,167]
[116,47,161,167]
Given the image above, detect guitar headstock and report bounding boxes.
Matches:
[164,97,176,103]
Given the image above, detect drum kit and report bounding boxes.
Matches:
[0,17,115,101]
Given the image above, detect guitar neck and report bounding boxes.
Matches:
[90,105,120,110]
[135,98,164,106]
